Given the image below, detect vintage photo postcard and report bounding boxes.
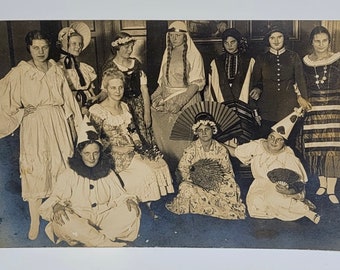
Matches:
[1,0,340,269]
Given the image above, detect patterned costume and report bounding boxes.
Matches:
[166,139,246,220]
[89,102,174,202]
[302,52,340,177]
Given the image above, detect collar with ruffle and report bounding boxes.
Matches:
[303,52,340,67]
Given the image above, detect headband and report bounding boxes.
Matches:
[111,36,135,48]
[192,120,218,135]
[168,27,187,33]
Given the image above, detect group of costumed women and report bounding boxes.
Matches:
[1,20,340,246]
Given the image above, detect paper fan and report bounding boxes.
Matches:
[170,101,240,141]
[218,100,257,143]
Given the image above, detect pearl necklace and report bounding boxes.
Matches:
[314,65,327,89]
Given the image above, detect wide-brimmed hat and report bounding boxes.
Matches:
[58,22,91,51]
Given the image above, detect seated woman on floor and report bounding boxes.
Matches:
[89,68,174,218]
[226,108,320,224]
[166,112,246,220]
[39,116,141,247]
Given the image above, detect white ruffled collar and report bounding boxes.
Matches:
[303,52,340,67]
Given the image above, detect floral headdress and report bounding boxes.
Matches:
[192,112,218,135]
[111,36,136,48]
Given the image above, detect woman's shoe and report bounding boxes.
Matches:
[316,187,326,195]
[313,214,321,224]
[328,194,339,204]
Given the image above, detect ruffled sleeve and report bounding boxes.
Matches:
[0,64,25,138]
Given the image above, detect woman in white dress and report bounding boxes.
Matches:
[151,21,206,171]
[39,117,141,247]
[226,108,320,224]
[89,69,174,218]
[0,30,82,240]
[57,22,106,115]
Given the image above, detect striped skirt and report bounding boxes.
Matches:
[303,89,340,177]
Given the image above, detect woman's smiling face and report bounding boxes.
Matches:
[107,78,124,101]
[267,132,285,153]
[269,32,284,50]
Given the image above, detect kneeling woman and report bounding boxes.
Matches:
[39,117,141,247]
[166,112,246,220]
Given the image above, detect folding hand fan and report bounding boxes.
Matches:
[169,101,241,141]
[218,100,257,143]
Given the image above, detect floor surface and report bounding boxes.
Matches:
[1,131,340,251]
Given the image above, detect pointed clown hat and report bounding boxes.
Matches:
[58,21,91,51]
[271,107,304,140]
[76,116,101,146]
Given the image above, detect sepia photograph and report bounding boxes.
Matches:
[1,0,340,269]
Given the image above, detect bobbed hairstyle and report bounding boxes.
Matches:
[25,30,51,53]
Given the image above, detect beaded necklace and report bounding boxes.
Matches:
[314,65,328,89]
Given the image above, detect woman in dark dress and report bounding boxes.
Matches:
[250,25,311,148]
[102,32,153,147]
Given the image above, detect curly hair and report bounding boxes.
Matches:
[101,68,125,89]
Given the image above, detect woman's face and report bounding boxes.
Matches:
[224,36,238,54]
[312,33,330,54]
[117,42,134,59]
[67,35,83,56]
[169,32,185,48]
[268,32,284,50]
[267,132,285,153]
[80,143,101,168]
[30,39,49,63]
[107,78,124,101]
[196,124,213,143]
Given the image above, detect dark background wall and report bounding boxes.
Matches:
[0,20,323,90]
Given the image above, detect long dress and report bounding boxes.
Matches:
[235,139,313,221]
[302,52,340,177]
[252,47,307,122]
[166,139,246,220]
[0,60,82,201]
[39,169,140,246]
[151,34,205,171]
[102,57,154,145]
[89,102,174,202]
